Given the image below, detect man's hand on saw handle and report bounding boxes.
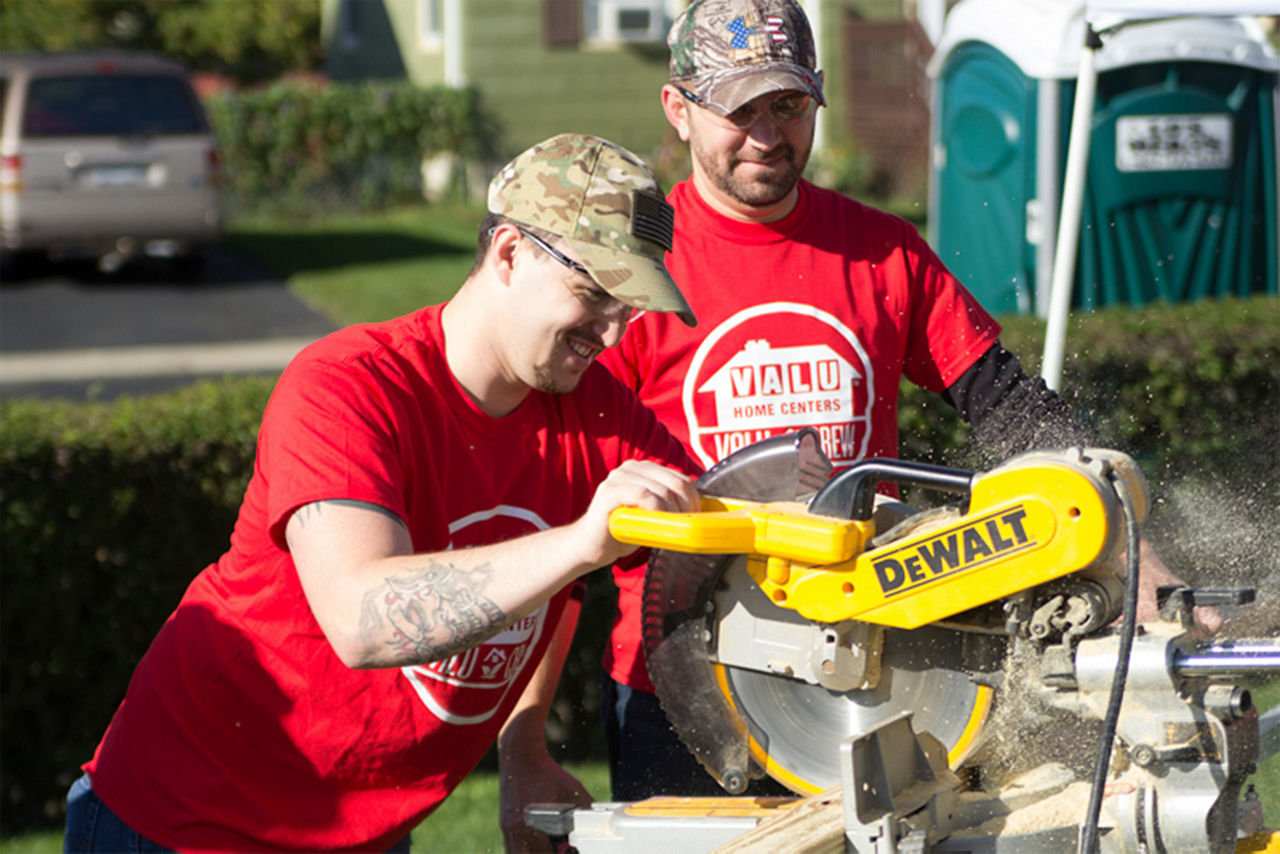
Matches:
[573,460,701,568]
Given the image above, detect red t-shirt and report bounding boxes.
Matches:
[598,178,1001,691]
[85,305,694,852]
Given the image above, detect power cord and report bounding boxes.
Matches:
[1078,469,1141,853]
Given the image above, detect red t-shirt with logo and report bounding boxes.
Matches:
[598,178,1000,691]
[84,305,695,852]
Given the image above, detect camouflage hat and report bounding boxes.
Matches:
[669,0,825,116]
[487,133,696,327]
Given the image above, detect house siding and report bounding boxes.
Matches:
[817,0,909,159]
[462,1,671,161]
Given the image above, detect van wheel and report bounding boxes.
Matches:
[0,250,42,282]
[164,252,206,283]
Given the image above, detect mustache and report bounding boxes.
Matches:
[732,143,795,165]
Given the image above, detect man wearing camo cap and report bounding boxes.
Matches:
[487,133,696,328]
[668,0,825,121]
[65,132,701,853]
[593,0,1196,804]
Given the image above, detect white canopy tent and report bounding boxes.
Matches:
[931,0,1278,390]
[1043,2,1278,390]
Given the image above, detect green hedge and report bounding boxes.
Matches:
[900,295,1280,472]
[205,80,499,215]
[0,378,274,834]
[1,296,1276,834]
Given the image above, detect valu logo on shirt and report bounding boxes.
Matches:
[401,505,551,726]
[683,302,875,468]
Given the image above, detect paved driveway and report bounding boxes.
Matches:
[0,248,336,400]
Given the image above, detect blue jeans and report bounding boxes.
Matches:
[64,774,173,853]
[64,773,412,852]
[600,674,792,801]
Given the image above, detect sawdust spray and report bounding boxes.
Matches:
[962,462,1279,795]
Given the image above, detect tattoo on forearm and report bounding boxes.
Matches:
[360,564,507,664]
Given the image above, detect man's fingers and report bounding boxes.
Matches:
[1194,605,1223,634]
[612,460,699,512]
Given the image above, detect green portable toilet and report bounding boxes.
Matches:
[928,0,1279,317]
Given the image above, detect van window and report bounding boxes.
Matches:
[22,75,206,137]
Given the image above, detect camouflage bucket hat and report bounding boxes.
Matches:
[487,133,696,327]
[669,0,825,116]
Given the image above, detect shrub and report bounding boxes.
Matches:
[899,295,1279,583]
[900,296,1280,471]
[205,80,500,216]
[0,378,274,833]
[804,141,874,200]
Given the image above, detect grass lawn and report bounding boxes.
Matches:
[1246,678,1280,823]
[0,762,611,854]
[225,202,486,326]
[412,759,611,853]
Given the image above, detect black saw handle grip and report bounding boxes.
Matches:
[809,457,974,521]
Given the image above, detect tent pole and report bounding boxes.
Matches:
[1041,22,1103,391]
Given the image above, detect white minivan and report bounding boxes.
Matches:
[0,51,222,276]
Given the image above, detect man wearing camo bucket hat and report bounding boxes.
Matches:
[591,0,1202,804]
[65,133,701,853]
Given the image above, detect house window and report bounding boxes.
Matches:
[338,0,363,51]
[544,0,582,46]
[419,0,443,50]
[584,0,669,44]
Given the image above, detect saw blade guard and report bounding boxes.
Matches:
[641,428,831,794]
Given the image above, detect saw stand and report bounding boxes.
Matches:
[525,711,962,854]
[528,587,1278,853]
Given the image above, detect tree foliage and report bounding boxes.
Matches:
[0,0,321,83]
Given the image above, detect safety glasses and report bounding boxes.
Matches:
[678,87,816,130]
[518,227,635,323]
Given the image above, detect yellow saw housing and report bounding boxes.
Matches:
[610,450,1137,629]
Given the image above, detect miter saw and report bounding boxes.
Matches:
[528,429,1280,853]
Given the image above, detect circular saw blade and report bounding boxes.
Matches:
[711,555,994,794]
[642,429,833,794]
[718,661,993,795]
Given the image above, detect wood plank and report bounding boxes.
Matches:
[712,787,846,854]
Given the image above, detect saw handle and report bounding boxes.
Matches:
[608,497,873,565]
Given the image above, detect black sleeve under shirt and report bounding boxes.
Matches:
[941,342,1094,461]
